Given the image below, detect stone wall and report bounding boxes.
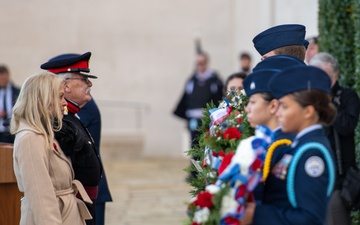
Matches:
[0,0,318,156]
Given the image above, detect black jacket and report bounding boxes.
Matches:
[78,98,112,203]
[326,81,360,188]
[173,71,223,120]
[55,109,102,187]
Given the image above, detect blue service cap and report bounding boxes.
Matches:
[253,24,307,55]
[253,55,306,72]
[269,65,331,99]
[243,69,280,97]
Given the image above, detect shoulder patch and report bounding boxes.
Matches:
[304,156,324,177]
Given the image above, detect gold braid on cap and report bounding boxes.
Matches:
[263,139,292,181]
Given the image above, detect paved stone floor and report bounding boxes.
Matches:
[101,143,191,225]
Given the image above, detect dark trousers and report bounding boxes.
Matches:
[85,202,96,225]
[326,190,351,225]
[95,203,106,225]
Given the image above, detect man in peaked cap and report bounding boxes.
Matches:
[41,52,102,225]
[41,52,96,107]
[253,24,309,61]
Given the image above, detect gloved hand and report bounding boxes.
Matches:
[55,119,91,158]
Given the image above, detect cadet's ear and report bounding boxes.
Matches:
[269,99,279,115]
[303,105,316,120]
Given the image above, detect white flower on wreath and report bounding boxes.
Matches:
[206,184,220,194]
[241,89,246,96]
[193,207,210,224]
[233,136,256,175]
[220,188,238,217]
[219,101,228,109]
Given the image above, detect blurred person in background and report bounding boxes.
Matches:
[173,52,223,149]
[239,52,252,74]
[305,36,319,64]
[309,52,360,225]
[223,72,247,95]
[0,65,20,143]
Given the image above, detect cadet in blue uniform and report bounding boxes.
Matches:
[251,55,307,169]
[244,69,284,136]
[242,55,304,202]
[252,24,309,61]
[241,66,336,225]
[41,52,103,225]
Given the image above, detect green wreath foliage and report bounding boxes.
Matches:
[184,90,254,224]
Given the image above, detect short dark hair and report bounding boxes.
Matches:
[290,90,336,126]
[273,45,306,61]
[224,72,247,94]
[0,65,9,74]
[240,52,251,61]
[306,36,318,44]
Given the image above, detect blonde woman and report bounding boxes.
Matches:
[11,72,92,225]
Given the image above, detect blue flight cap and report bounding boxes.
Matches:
[253,55,306,72]
[269,65,331,99]
[304,40,309,49]
[253,24,307,55]
[243,69,280,97]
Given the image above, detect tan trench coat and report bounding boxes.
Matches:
[13,121,92,225]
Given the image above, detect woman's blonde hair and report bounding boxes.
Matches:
[10,72,65,149]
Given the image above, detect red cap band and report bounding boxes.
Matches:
[47,60,89,74]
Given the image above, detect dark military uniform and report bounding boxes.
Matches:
[242,63,301,203]
[254,126,334,225]
[253,65,337,225]
[55,100,102,224]
[78,98,112,225]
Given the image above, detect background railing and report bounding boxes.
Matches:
[96,100,151,131]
